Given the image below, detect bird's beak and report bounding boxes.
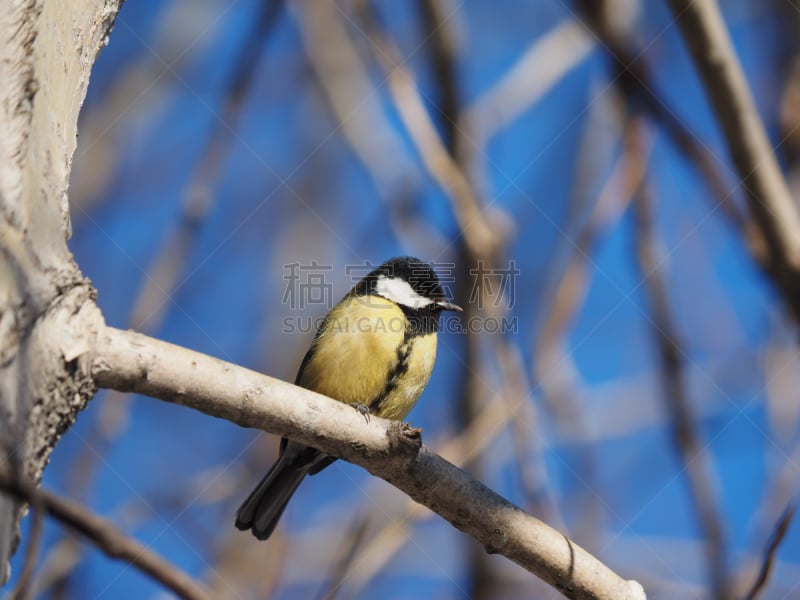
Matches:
[437,300,463,312]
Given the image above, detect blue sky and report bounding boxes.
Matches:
[7,1,800,599]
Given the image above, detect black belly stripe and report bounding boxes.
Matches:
[368,308,439,415]
[369,337,413,415]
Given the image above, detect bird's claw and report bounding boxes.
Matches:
[350,403,371,424]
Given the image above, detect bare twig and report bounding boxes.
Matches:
[92,325,645,600]
[354,3,500,261]
[634,183,728,598]
[744,502,795,600]
[130,0,283,333]
[461,19,594,184]
[293,0,450,261]
[535,115,649,416]
[667,0,800,322]
[572,0,746,232]
[533,114,651,547]
[728,429,800,598]
[0,471,210,600]
[317,517,369,600]
[9,490,42,600]
[418,0,460,155]
[416,4,503,596]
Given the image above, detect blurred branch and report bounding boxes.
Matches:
[354,2,500,261]
[0,471,210,600]
[460,16,596,210]
[461,19,595,198]
[462,18,592,134]
[29,538,82,599]
[30,495,175,597]
[533,113,651,547]
[536,119,646,380]
[9,490,42,600]
[667,0,800,322]
[738,438,800,599]
[292,0,447,257]
[418,0,460,154]
[70,2,246,214]
[317,517,369,600]
[30,460,251,597]
[130,0,283,333]
[92,325,646,600]
[33,522,114,597]
[572,0,746,232]
[293,0,410,191]
[744,502,795,600]
[633,183,728,598]
[205,511,288,599]
[416,3,504,597]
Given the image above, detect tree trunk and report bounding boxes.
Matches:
[0,0,122,582]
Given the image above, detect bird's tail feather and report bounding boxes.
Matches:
[235,452,309,540]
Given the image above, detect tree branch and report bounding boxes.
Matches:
[634,182,729,598]
[91,326,645,600]
[0,472,210,600]
[9,481,42,600]
[353,2,501,261]
[744,502,795,600]
[667,0,800,321]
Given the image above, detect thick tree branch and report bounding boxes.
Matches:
[667,0,800,321]
[0,472,210,600]
[91,326,645,600]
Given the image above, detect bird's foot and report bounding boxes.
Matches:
[350,403,371,424]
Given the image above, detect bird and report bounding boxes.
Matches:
[235,256,461,540]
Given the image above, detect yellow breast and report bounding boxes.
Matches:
[296,295,437,420]
[373,331,437,420]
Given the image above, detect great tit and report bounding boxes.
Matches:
[235,256,461,540]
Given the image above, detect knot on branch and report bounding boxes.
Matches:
[386,421,423,460]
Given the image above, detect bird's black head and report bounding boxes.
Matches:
[354,256,462,315]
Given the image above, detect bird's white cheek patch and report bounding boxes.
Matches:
[375,275,434,309]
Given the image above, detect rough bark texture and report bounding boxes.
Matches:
[0,0,121,583]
